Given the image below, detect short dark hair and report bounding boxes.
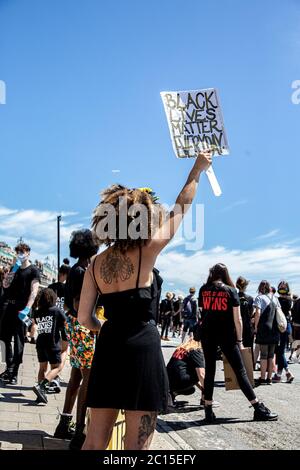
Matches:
[15,243,31,253]
[63,258,70,265]
[38,288,57,310]
[69,229,99,259]
[59,264,71,276]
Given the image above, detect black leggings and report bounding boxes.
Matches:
[201,337,256,402]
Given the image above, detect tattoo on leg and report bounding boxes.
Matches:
[137,413,157,448]
[100,251,134,284]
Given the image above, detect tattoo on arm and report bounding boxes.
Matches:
[100,251,134,284]
[137,413,157,448]
[26,280,39,308]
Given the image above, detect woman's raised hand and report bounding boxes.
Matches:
[194,149,213,172]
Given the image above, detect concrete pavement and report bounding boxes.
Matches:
[1,337,300,450]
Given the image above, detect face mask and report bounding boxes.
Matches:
[18,254,29,263]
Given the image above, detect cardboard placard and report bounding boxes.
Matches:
[223,347,254,391]
[160,88,229,158]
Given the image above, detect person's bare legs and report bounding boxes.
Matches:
[56,340,68,376]
[62,367,82,414]
[38,362,48,382]
[75,368,91,432]
[124,411,157,450]
[82,408,119,450]
[260,359,267,380]
[45,363,61,383]
[267,358,274,380]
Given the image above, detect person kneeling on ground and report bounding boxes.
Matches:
[32,288,66,404]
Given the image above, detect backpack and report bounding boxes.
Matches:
[182,296,196,320]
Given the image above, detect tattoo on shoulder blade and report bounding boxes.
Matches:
[100,251,134,284]
[137,413,157,448]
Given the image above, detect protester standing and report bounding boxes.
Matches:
[273,281,294,383]
[78,151,213,450]
[54,230,99,449]
[0,243,40,385]
[181,287,198,343]
[160,292,174,341]
[199,265,278,423]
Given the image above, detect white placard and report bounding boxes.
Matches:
[160,88,229,158]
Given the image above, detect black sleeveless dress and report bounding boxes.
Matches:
[86,248,169,412]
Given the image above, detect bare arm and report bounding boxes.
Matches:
[233,306,243,347]
[26,279,40,309]
[254,307,260,332]
[78,269,101,332]
[149,151,212,252]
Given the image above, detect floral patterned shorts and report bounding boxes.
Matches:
[65,315,96,369]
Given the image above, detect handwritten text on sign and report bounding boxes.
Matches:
[161,88,229,158]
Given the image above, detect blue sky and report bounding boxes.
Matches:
[1,0,300,295]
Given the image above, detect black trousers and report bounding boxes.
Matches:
[201,335,256,402]
[0,303,26,374]
[161,316,171,338]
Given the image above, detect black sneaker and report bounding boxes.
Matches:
[69,431,86,450]
[254,377,268,387]
[46,379,61,394]
[32,384,48,404]
[9,376,18,385]
[54,415,75,440]
[253,403,278,421]
[204,405,216,424]
[0,370,12,382]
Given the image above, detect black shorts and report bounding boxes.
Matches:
[36,346,61,364]
[61,327,68,342]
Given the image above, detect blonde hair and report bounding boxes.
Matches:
[92,184,164,253]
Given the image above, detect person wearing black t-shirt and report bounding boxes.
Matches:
[48,263,71,388]
[167,335,205,406]
[198,263,278,423]
[54,229,99,450]
[32,288,66,404]
[273,281,294,383]
[236,276,254,350]
[0,243,40,385]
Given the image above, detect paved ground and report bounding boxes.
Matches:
[0,338,300,450]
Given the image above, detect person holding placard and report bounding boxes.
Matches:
[198,264,278,424]
[78,151,212,450]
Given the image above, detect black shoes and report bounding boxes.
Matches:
[45,379,61,394]
[69,429,86,450]
[0,370,18,384]
[204,405,216,424]
[253,402,278,421]
[0,370,11,382]
[255,377,272,387]
[32,383,48,404]
[54,415,75,440]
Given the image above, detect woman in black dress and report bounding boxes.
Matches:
[78,151,212,450]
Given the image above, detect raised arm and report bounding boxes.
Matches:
[150,151,212,252]
[78,269,100,332]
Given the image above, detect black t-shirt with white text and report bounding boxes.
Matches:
[48,281,66,312]
[33,306,66,350]
[7,264,41,309]
[198,282,240,341]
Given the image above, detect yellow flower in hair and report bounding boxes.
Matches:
[137,187,159,202]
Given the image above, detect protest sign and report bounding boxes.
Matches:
[160,88,229,158]
[160,88,229,196]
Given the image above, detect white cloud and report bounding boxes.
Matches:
[221,199,248,212]
[0,204,83,263]
[157,243,300,297]
[255,229,280,240]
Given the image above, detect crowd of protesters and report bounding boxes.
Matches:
[0,152,299,450]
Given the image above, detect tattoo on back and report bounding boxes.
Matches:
[137,413,157,448]
[100,251,134,284]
